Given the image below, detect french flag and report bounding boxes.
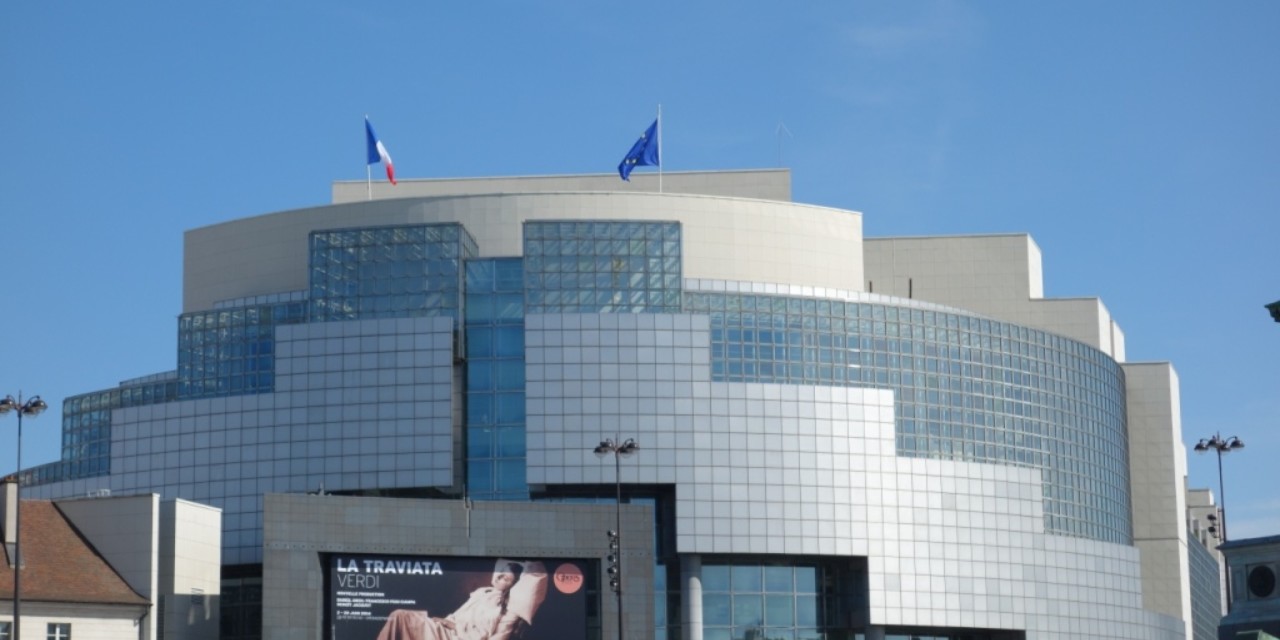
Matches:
[365,117,396,185]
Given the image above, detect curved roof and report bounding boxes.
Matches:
[183,190,863,313]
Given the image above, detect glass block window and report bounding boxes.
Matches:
[310,224,476,322]
[686,292,1133,545]
[523,220,681,314]
[177,302,306,399]
[465,258,529,501]
[701,558,863,640]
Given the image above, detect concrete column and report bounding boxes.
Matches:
[680,554,703,640]
[864,626,886,640]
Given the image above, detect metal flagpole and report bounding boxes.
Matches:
[365,114,373,201]
[657,104,663,194]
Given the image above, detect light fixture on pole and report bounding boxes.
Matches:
[1193,433,1244,542]
[1195,432,1244,613]
[594,437,638,640]
[1,394,48,640]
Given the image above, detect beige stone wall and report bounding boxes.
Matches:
[864,234,1127,361]
[184,191,862,314]
[1124,362,1192,638]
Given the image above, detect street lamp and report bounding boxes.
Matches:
[1195,433,1244,613]
[1193,433,1244,542]
[1,394,48,640]
[594,438,638,640]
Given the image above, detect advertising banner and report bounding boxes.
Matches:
[329,554,589,640]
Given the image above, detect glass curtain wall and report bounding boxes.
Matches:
[44,377,179,484]
[464,258,529,501]
[685,292,1132,545]
[700,558,865,640]
[310,224,475,322]
[524,221,681,314]
[178,301,307,399]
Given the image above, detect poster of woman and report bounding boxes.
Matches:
[329,554,589,640]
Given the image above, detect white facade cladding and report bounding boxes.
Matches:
[525,311,1177,637]
[38,316,460,563]
[21,171,1216,639]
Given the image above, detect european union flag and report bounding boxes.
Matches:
[618,119,660,181]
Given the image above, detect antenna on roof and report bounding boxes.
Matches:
[776,121,793,167]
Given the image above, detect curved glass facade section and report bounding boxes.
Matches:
[684,292,1132,545]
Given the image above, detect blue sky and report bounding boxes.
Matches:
[2,2,1277,538]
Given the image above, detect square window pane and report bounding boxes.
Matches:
[703,593,731,625]
[495,326,525,356]
[467,395,495,424]
[733,594,763,626]
[795,567,818,593]
[495,361,525,390]
[494,259,524,291]
[495,459,525,491]
[467,259,495,291]
[496,426,525,457]
[732,565,762,592]
[496,293,523,319]
[495,394,525,424]
[467,361,494,389]
[765,595,794,626]
[703,565,731,591]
